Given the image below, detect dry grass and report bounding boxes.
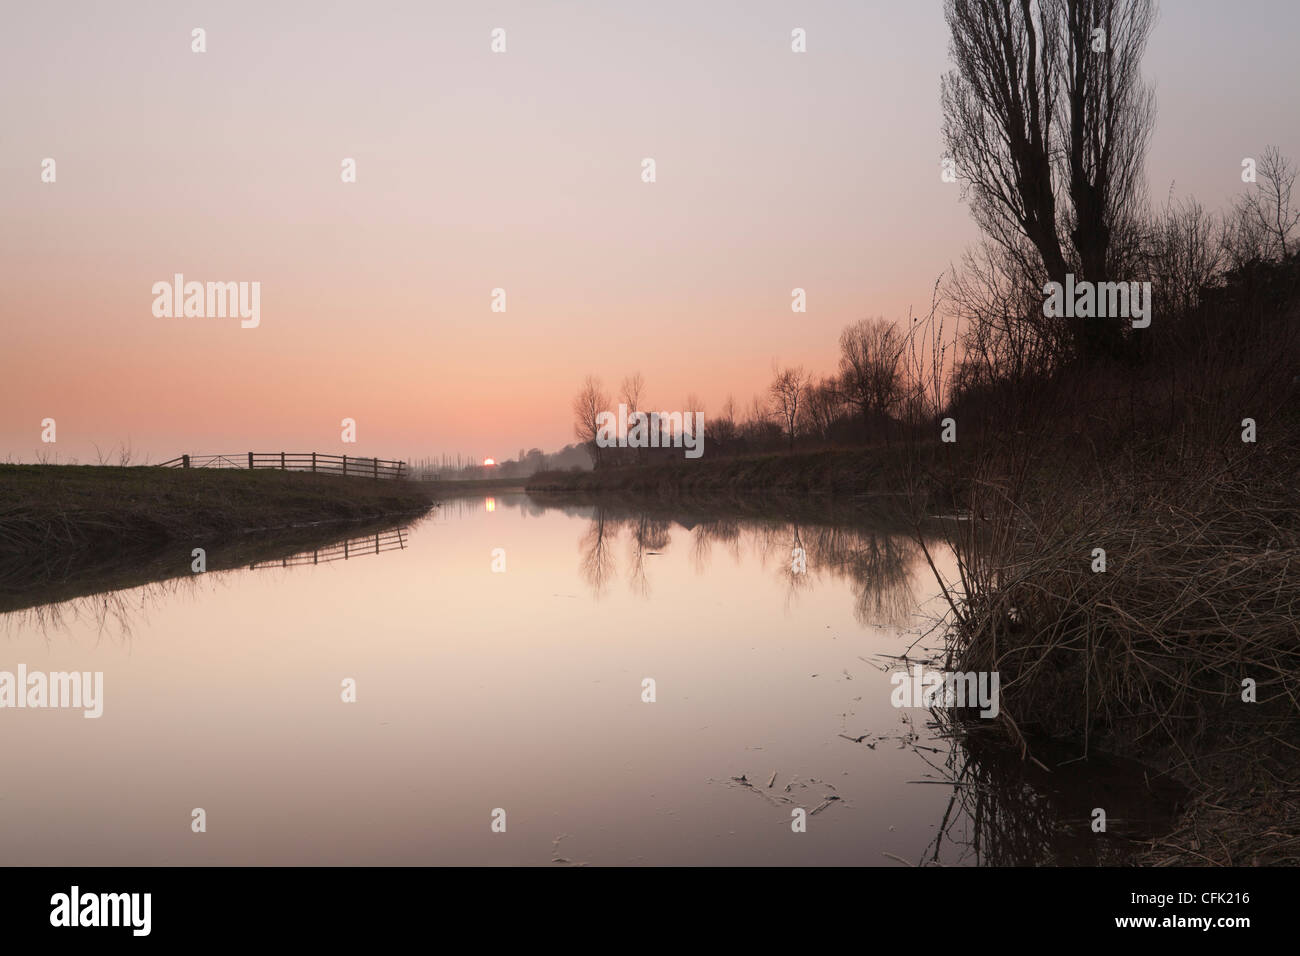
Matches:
[904,250,1300,864]
[920,378,1300,864]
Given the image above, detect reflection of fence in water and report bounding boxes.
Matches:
[249,529,408,570]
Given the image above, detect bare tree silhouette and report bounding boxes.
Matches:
[1240,145,1300,260]
[839,318,906,438]
[768,364,808,451]
[578,507,617,596]
[572,376,611,469]
[940,0,1156,360]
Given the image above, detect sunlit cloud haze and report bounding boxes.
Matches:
[3,0,1297,463]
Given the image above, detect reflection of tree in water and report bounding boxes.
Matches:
[689,519,742,574]
[578,507,618,597]
[809,525,918,628]
[573,504,921,626]
[626,514,672,597]
[743,520,917,627]
[906,718,1185,866]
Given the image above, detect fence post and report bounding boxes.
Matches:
[248,452,254,470]
[373,458,378,480]
[281,451,285,470]
[182,454,190,469]
[342,455,347,477]
[312,452,316,473]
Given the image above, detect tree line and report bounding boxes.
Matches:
[573,0,1298,468]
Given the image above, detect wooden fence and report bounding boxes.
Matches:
[248,528,408,569]
[157,452,407,480]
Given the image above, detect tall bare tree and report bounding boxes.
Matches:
[769,365,808,451]
[941,0,1067,283]
[801,376,844,442]
[620,372,645,414]
[621,372,646,464]
[1060,0,1156,281]
[711,394,738,448]
[573,375,611,469]
[1243,146,1300,260]
[839,318,906,433]
[743,394,773,444]
[941,0,1157,360]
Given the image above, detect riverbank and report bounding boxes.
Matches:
[527,444,957,504]
[0,513,422,615]
[935,424,1300,866]
[0,465,435,592]
[419,476,528,495]
[923,310,1300,865]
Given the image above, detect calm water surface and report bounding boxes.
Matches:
[1,494,1162,865]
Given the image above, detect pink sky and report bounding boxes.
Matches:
[3,0,1297,464]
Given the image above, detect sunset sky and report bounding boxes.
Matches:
[3,0,1298,464]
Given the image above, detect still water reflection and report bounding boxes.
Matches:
[0,494,1175,865]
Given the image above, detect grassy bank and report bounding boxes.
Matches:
[528,485,919,535]
[0,465,434,592]
[527,445,955,504]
